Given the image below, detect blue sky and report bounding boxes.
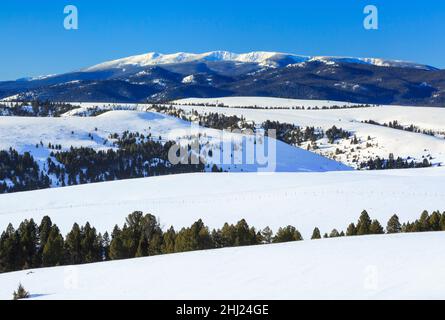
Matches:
[0,0,443,80]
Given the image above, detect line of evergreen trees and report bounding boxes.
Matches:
[359,153,432,170]
[311,209,445,239]
[0,212,303,274]
[363,119,438,137]
[2,209,445,274]
[0,101,80,117]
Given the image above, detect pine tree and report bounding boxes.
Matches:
[440,213,445,231]
[0,224,22,272]
[419,210,430,232]
[101,232,110,261]
[18,219,39,269]
[356,210,372,235]
[369,219,384,234]
[42,225,64,267]
[329,229,340,238]
[311,227,321,239]
[261,227,273,244]
[273,226,303,243]
[161,227,176,254]
[109,225,126,260]
[38,216,53,250]
[81,222,102,263]
[386,214,401,234]
[346,223,357,236]
[65,223,82,264]
[428,211,441,231]
[12,283,29,300]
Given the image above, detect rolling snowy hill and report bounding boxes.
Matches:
[1,168,444,237]
[0,108,350,178]
[1,232,444,300]
[174,97,445,168]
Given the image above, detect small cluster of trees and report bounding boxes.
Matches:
[311,209,445,240]
[0,101,79,117]
[0,212,303,274]
[325,126,352,143]
[359,153,432,170]
[262,120,323,145]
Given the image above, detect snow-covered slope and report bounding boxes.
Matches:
[0,109,349,176]
[83,51,436,72]
[1,232,445,300]
[173,97,445,167]
[1,168,444,237]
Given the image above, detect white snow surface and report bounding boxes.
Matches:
[1,168,444,237]
[1,232,445,300]
[83,51,436,72]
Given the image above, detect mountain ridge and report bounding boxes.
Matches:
[1,51,444,106]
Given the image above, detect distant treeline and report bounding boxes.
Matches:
[1,209,444,274]
[363,119,441,138]
[0,101,80,117]
[169,102,377,110]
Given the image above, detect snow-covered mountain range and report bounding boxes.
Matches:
[1,51,444,106]
[83,51,437,72]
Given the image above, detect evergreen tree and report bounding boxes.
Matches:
[346,223,357,236]
[101,232,111,261]
[311,227,321,239]
[428,211,441,231]
[386,214,401,234]
[440,213,445,231]
[273,226,303,243]
[0,224,22,272]
[419,210,430,232]
[42,225,64,267]
[18,219,39,269]
[109,225,126,260]
[369,219,384,234]
[329,229,340,238]
[261,227,273,244]
[13,283,29,300]
[65,223,82,264]
[80,222,102,263]
[161,227,176,254]
[356,210,372,235]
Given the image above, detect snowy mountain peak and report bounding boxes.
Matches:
[83,51,437,72]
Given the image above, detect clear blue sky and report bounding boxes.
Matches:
[0,0,443,80]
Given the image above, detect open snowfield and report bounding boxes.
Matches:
[1,168,444,237]
[1,232,445,300]
[173,97,445,167]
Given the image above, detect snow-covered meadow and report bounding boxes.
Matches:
[1,232,444,300]
[1,168,444,237]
